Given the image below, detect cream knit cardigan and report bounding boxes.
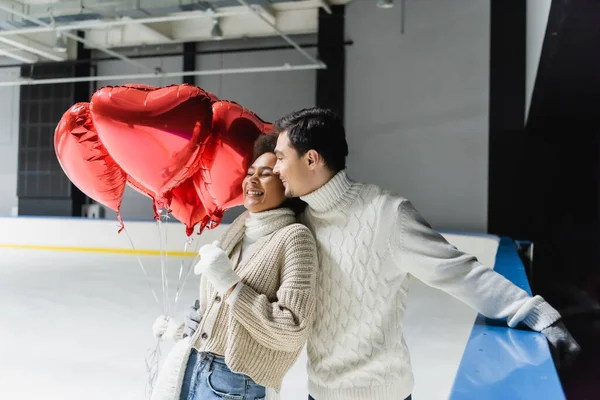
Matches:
[151,208,318,400]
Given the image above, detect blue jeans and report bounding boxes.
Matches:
[180,350,266,400]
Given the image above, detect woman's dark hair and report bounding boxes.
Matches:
[253,134,278,161]
[252,134,307,215]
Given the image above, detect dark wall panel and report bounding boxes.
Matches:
[18,35,92,217]
[316,5,345,119]
[18,64,76,216]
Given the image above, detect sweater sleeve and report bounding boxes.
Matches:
[227,227,318,352]
[389,199,561,332]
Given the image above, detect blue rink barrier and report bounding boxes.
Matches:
[449,237,565,399]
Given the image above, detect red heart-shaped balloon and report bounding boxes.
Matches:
[90,84,214,204]
[194,101,273,230]
[127,172,207,236]
[170,178,208,236]
[54,102,127,230]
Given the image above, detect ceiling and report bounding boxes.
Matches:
[0,0,351,65]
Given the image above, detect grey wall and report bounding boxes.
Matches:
[345,0,490,232]
[95,43,316,223]
[193,45,317,122]
[0,67,20,216]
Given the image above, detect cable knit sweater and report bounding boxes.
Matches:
[300,171,562,400]
[151,208,318,400]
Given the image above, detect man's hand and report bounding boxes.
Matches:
[194,241,241,294]
[541,320,581,370]
[183,299,201,338]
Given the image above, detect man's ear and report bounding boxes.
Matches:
[305,149,321,170]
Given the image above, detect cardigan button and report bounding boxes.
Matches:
[201,332,208,340]
[215,296,221,303]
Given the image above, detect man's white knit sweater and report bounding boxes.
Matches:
[299,170,562,400]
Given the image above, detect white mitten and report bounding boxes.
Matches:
[194,241,241,294]
[152,316,170,340]
[164,319,185,341]
[152,316,184,341]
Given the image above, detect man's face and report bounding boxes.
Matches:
[274,131,313,198]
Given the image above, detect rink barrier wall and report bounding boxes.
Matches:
[450,236,565,400]
[0,216,227,256]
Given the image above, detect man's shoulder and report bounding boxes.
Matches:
[355,181,408,209]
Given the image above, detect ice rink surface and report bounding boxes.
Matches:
[0,233,498,400]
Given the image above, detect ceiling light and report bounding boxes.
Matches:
[53,33,67,52]
[211,18,223,40]
[377,0,394,8]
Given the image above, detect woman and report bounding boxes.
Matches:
[151,134,318,400]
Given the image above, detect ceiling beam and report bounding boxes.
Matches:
[86,8,319,48]
[237,0,323,66]
[0,47,38,63]
[0,35,66,61]
[0,9,251,37]
[0,62,326,87]
[0,1,155,71]
[135,23,173,43]
[252,4,276,25]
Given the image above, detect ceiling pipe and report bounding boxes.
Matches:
[0,1,155,71]
[0,9,252,37]
[0,62,326,87]
[0,47,38,63]
[0,34,66,61]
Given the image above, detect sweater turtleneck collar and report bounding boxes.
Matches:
[244,207,296,241]
[300,170,359,213]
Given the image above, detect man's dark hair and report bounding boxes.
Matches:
[274,107,348,173]
[251,134,306,215]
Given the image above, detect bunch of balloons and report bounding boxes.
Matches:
[54,84,273,236]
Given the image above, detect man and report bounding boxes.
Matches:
[186,107,580,400]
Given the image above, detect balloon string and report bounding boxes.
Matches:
[146,209,171,399]
[162,210,170,317]
[144,339,162,399]
[122,227,162,313]
[156,218,168,317]
[178,253,200,308]
[173,238,190,311]
[173,236,202,311]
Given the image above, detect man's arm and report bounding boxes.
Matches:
[388,199,580,368]
[389,199,559,330]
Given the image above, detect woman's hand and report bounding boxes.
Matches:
[183,299,202,338]
[152,316,170,340]
[195,241,241,294]
[152,316,182,341]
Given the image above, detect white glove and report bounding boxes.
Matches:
[194,241,241,294]
[152,316,183,341]
[152,316,170,340]
[164,319,184,341]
